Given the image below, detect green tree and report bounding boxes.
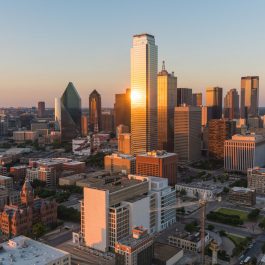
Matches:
[180,189,187,196]
[248,209,260,220]
[32,222,46,238]
[207,224,215,231]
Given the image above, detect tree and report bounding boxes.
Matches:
[219,230,226,237]
[207,224,215,231]
[180,189,187,196]
[32,222,46,238]
[223,187,229,193]
[248,209,260,220]
[262,242,265,254]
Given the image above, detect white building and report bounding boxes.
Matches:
[248,167,265,195]
[224,133,265,173]
[0,236,71,265]
[72,136,91,156]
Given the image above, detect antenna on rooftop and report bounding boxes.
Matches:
[162,60,165,71]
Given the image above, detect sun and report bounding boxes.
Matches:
[131,90,142,102]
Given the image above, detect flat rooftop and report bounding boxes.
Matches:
[0,236,70,265]
[153,242,182,262]
[249,167,265,175]
[231,186,255,193]
[176,182,222,192]
[137,150,176,158]
[169,231,205,243]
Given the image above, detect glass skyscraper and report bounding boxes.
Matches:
[89,89,102,133]
[206,86,223,119]
[130,33,158,155]
[60,82,81,141]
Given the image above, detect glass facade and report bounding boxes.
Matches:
[60,82,81,141]
[131,34,158,155]
[206,87,223,119]
[224,88,240,119]
[89,89,102,132]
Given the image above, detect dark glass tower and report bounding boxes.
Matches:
[60,82,81,141]
[89,90,102,132]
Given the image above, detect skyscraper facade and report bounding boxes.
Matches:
[192,93,202,106]
[206,87,223,119]
[60,82,81,141]
[157,62,177,151]
[224,89,240,119]
[241,76,259,118]
[174,106,201,162]
[130,33,158,155]
[89,90,102,132]
[37,101,45,118]
[177,88,193,106]
[114,88,131,129]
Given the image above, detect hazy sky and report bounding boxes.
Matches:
[1,0,265,108]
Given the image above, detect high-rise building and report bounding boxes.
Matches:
[157,62,177,151]
[89,90,102,132]
[224,89,240,119]
[136,150,177,185]
[174,106,201,162]
[248,168,265,195]
[206,87,223,119]
[118,133,131,155]
[54,97,61,131]
[192,93,202,106]
[114,88,131,129]
[60,82,81,141]
[177,88,192,106]
[208,119,236,160]
[81,114,88,137]
[130,33,158,155]
[37,101,45,118]
[201,106,212,127]
[241,76,259,118]
[101,111,114,133]
[224,134,265,173]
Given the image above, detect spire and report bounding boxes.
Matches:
[162,60,165,71]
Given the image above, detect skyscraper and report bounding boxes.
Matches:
[177,88,193,106]
[89,90,102,132]
[114,88,131,129]
[192,93,202,106]
[37,101,45,118]
[60,82,81,141]
[206,87,223,119]
[241,76,259,118]
[157,61,177,151]
[224,89,240,119]
[81,114,88,137]
[130,33,158,155]
[174,106,201,162]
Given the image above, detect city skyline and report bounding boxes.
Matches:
[1,0,265,107]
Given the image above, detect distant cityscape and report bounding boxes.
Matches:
[1,33,265,265]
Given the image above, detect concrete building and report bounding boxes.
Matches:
[177,88,192,106]
[157,62,178,152]
[168,231,210,253]
[130,33,158,155]
[224,134,265,173]
[0,236,70,265]
[10,165,27,183]
[174,106,201,163]
[206,87,223,119]
[248,167,265,195]
[101,111,114,133]
[175,183,223,200]
[0,175,13,190]
[104,153,136,174]
[118,133,131,155]
[241,76,259,118]
[208,119,236,159]
[59,173,86,186]
[201,106,213,126]
[37,101,45,118]
[224,89,240,119]
[136,150,177,185]
[13,130,38,143]
[0,186,9,210]
[228,187,256,206]
[114,88,131,129]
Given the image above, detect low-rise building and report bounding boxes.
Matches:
[248,167,265,195]
[168,231,209,252]
[59,173,87,186]
[72,137,91,156]
[228,187,256,206]
[10,165,27,183]
[104,153,136,174]
[0,236,71,265]
[13,130,38,143]
[0,175,13,190]
[115,227,154,265]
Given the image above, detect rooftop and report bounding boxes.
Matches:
[137,150,176,158]
[249,167,265,175]
[153,242,182,262]
[231,187,255,193]
[0,236,70,265]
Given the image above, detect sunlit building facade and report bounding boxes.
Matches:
[206,87,223,119]
[89,89,102,132]
[60,82,81,141]
[177,88,192,106]
[192,93,202,106]
[224,88,240,119]
[241,76,259,118]
[157,62,177,151]
[130,34,158,155]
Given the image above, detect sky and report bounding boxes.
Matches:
[0,0,265,108]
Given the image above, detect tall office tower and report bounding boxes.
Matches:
[208,119,236,160]
[118,133,131,155]
[174,106,201,162]
[89,90,102,132]
[192,93,202,106]
[130,34,158,155]
[114,88,131,129]
[136,150,177,185]
[201,106,212,126]
[157,61,177,151]
[37,101,45,118]
[177,88,192,106]
[241,76,259,118]
[60,82,82,141]
[81,114,88,137]
[101,111,114,133]
[224,89,240,119]
[206,87,223,119]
